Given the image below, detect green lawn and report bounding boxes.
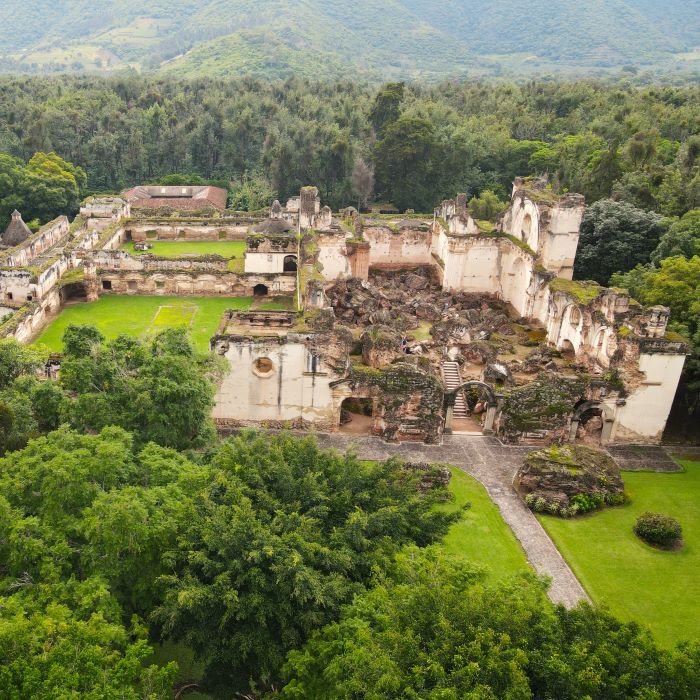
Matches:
[33,296,254,351]
[539,459,700,647]
[122,240,247,259]
[438,467,529,579]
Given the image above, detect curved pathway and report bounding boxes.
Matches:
[309,432,590,608]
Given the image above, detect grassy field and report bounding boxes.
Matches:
[122,240,247,259]
[33,296,254,352]
[539,459,700,647]
[438,467,529,579]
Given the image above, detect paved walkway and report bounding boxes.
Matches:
[308,432,590,608]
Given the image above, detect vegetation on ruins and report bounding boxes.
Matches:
[518,444,626,517]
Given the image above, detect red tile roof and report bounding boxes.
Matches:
[122,185,228,210]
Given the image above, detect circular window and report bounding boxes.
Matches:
[253,357,274,376]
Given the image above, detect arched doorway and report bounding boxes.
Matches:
[569,400,614,445]
[283,255,298,272]
[253,283,268,297]
[339,397,374,434]
[559,338,576,359]
[445,381,499,435]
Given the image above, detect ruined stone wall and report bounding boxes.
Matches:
[0,287,61,344]
[128,221,250,242]
[613,353,686,443]
[0,216,69,268]
[92,250,229,272]
[96,270,295,297]
[442,236,504,294]
[213,339,339,428]
[317,232,351,280]
[245,252,295,274]
[364,226,433,268]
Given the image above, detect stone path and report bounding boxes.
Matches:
[308,432,591,608]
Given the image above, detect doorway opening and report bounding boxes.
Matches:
[340,397,373,434]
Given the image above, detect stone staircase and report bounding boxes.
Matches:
[442,361,468,418]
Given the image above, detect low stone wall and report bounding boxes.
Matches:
[97,269,296,297]
[128,220,251,242]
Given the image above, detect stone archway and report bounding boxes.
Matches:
[283,255,298,272]
[253,283,268,297]
[568,400,615,445]
[445,381,500,435]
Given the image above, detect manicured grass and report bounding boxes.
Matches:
[438,467,529,579]
[33,296,254,352]
[539,459,700,647]
[122,240,247,259]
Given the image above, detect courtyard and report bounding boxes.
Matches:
[33,295,289,351]
[121,240,247,259]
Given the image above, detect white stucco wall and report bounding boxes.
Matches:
[245,252,290,274]
[364,227,432,267]
[614,353,686,440]
[213,341,337,425]
[317,234,351,280]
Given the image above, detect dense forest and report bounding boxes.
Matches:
[1,75,699,434]
[0,329,699,698]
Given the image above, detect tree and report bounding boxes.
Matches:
[574,199,666,285]
[369,82,404,137]
[351,157,374,211]
[468,189,508,221]
[0,339,45,390]
[282,548,700,699]
[0,579,176,699]
[374,116,440,212]
[152,431,458,693]
[59,327,222,450]
[653,209,700,263]
[229,171,277,211]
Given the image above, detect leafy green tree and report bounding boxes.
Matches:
[24,151,86,223]
[229,171,276,211]
[468,189,508,221]
[574,199,666,284]
[0,339,45,389]
[153,431,458,693]
[282,548,700,699]
[59,328,221,450]
[0,579,176,700]
[653,209,700,262]
[374,116,440,212]
[369,82,405,137]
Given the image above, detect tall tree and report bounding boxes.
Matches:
[574,199,666,285]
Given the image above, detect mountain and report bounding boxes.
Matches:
[1,0,698,80]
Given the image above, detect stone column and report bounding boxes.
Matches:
[443,393,455,434]
[483,404,497,434]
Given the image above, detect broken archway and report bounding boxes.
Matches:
[444,381,500,435]
[568,399,615,445]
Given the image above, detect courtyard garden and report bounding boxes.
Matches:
[121,240,247,259]
[538,457,700,647]
[34,296,257,351]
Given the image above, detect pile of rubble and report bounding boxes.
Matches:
[327,268,511,335]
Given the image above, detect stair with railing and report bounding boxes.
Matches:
[441,361,468,418]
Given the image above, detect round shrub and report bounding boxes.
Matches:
[633,512,682,549]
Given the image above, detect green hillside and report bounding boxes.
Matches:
[0,0,698,79]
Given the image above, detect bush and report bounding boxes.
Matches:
[634,512,682,548]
